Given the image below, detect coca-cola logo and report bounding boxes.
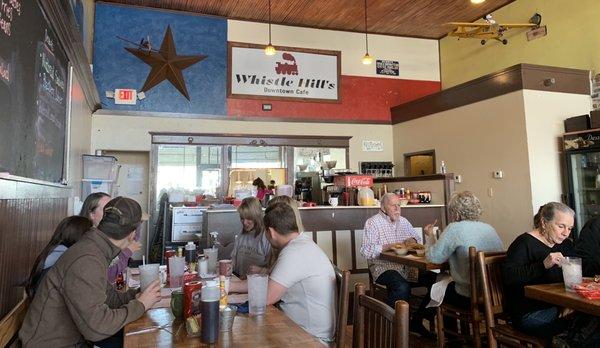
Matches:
[346,176,373,187]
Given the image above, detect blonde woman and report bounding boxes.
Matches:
[231,197,271,278]
[424,191,503,309]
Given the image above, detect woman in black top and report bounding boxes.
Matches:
[502,202,575,337]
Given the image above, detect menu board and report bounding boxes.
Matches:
[0,0,69,183]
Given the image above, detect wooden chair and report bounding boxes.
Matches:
[0,295,29,347]
[436,246,485,348]
[368,271,388,302]
[476,251,546,348]
[334,266,350,348]
[353,283,410,348]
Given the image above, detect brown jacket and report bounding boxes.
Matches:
[19,228,145,347]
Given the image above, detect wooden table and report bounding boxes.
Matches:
[524,283,600,317]
[380,251,448,271]
[123,306,323,347]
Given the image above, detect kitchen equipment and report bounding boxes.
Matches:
[171,206,206,242]
[295,172,323,205]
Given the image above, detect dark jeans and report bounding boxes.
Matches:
[93,328,124,348]
[515,307,568,338]
[376,270,437,322]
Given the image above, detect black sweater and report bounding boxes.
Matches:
[502,233,576,321]
[575,217,600,277]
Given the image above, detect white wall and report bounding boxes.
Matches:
[228,20,440,82]
[91,115,393,172]
[393,91,532,246]
[68,71,93,199]
[523,90,592,212]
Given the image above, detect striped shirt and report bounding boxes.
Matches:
[361,211,422,281]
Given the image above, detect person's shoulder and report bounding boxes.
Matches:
[507,232,534,249]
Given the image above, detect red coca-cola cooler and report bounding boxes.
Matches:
[333,175,373,206]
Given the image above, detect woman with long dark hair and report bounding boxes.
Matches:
[26,216,92,297]
[79,192,111,227]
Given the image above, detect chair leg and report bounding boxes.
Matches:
[436,307,445,348]
[472,318,482,348]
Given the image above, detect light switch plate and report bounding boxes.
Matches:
[493,171,503,179]
[454,174,462,183]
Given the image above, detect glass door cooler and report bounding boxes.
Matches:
[564,129,600,237]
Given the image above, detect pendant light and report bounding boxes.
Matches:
[265,0,276,55]
[361,0,373,65]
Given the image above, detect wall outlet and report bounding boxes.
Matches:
[493,170,503,179]
[454,174,462,183]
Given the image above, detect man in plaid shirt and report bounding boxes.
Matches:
[361,193,436,337]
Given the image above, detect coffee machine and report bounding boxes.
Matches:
[294,172,323,205]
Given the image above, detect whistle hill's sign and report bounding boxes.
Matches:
[228,43,341,102]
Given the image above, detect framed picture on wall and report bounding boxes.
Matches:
[227,42,341,103]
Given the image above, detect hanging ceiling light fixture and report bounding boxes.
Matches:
[264,0,276,55]
[361,0,373,65]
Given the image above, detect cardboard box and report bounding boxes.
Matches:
[564,114,590,132]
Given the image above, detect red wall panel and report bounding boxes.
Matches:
[227,75,440,122]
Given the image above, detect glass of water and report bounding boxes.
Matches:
[562,257,583,292]
[247,273,268,315]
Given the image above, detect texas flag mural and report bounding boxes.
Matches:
[93,3,440,122]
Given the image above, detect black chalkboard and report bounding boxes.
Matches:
[0,0,68,183]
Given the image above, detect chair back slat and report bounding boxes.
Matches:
[334,266,350,348]
[352,283,409,348]
[477,251,507,347]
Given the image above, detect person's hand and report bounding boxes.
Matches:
[543,252,565,269]
[424,220,438,237]
[382,243,397,252]
[128,241,142,253]
[137,280,161,311]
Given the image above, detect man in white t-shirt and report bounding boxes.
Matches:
[230,202,336,341]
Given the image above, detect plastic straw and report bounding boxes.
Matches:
[142,255,146,265]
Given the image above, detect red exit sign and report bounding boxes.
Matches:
[114,89,137,105]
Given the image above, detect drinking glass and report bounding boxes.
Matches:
[169,256,186,288]
[562,257,583,292]
[204,248,218,275]
[247,273,268,315]
[138,263,160,292]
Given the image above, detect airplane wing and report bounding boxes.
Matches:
[445,22,491,27]
[500,23,538,28]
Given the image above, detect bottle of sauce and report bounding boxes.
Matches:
[219,275,228,310]
[201,281,220,344]
[185,242,197,264]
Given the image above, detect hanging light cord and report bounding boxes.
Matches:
[364,0,369,54]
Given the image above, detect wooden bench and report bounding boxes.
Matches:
[0,296,29,347]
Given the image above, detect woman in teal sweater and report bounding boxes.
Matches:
[424,191,503,309]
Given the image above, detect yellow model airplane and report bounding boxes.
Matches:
[446,13,542,45]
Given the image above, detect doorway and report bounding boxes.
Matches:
[103,151,150,260]
[404,150,435,176]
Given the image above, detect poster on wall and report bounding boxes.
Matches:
[228,43,341,102]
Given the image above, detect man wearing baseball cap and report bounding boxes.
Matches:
[20,197,161,347]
